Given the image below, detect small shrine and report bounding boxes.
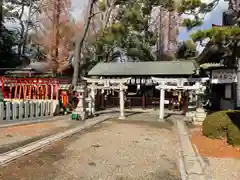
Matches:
[0,62,73,114]
[197,42,237,111]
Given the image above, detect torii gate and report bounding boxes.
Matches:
[83,77,131,119]
[151,77,209,120]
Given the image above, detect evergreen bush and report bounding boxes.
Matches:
[202,110,232,139]
[226,111,240,146]
[227,123,240,146]
[202,110,240,146]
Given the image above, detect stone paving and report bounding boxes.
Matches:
[0,112,180,180]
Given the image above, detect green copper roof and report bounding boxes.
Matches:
[88,60,198,76]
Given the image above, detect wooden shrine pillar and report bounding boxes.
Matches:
[45,85,48,99]
[14,85,18,99]
[40,85,45,99]
[28,85,32,99]
[55,84,59,100]
[19,85,22,99]
[142,94,145,109]
[101,92,105,109]
[1,78,5,99]
[9,86,13,99]
[96,89,101,108]
[35,86,38,99]
[182,91,188,115]
[23,85,28,99]
[51,85,54,100]
[33,86,37,100]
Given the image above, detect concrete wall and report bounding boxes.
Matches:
[0,100,54,122]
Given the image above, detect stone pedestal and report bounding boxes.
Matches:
[24,101,29,119]
[72,86,87,121]
[0,102,4,121]
[193,108,207,125]
[52,100,59,116]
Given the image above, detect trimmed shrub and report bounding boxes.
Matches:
[226,111,240,146]
[227,123,240,146]
[202,110,232,139]
[203,110,240,146]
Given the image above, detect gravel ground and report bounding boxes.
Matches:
[0,118,84,153]
[188,126,240,180]
[205,157,240,180]
[0,119,180,180]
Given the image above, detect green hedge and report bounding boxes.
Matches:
[202,110,240,146]
[227,123,240,146]
[202,110,232,139]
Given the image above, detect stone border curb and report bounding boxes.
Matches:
[0,114,115,166]
[175,120,209,180]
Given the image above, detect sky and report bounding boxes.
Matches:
[178,0,228,41]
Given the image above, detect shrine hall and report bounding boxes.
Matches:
[86,60,206,117]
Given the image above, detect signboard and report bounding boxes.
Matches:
[211,69,237,84]
[104,80,110,88]
[127,77,154,85]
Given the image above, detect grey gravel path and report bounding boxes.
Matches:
[0,118,180,180]
[205,157,240,180]
[0,117,84,153]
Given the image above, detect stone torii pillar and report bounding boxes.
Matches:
[119,83,125,119]
[159,87,165,120]
[87,84,96,116]
[83,77,131,120]
[90,85,96,115]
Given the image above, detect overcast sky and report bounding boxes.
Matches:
[71,0,88,20]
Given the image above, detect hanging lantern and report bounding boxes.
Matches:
[61,91,69,108]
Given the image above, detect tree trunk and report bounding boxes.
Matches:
[18,4,25,56]
[0,0,2,33]
[71,0,95,87]
[236,55,240,108]
[22,0,33,56]
[51,0,61,74]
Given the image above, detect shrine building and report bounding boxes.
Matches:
[86,60,203,112]
[197,43,237,111]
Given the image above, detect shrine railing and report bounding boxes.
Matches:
[0,100,54,122]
